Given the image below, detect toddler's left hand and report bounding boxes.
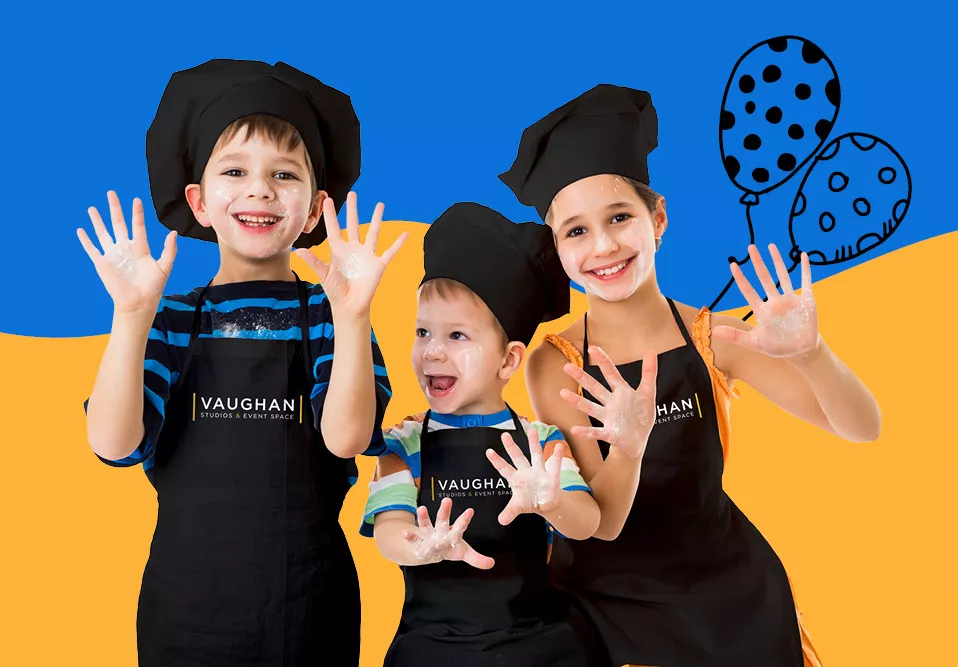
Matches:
[486,427,563,524]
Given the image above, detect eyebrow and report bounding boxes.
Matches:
[214,153,305,169]
[556,201,635,234]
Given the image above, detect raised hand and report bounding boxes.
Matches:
[77,191,177,314]
[403,497,495,569]
[486,428,563,525]
[294,192,407,317]
[559,347,658,459]
[713,243,820,359]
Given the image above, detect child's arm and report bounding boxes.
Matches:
[487,426,602,541]
[526,343,659,540]
[295,193,407,458]
[711,244,881,443]
[78,192,177,461]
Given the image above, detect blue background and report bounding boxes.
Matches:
[0,0,952,337]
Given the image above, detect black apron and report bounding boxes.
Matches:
[137,277,361,667]
[550,298,803,667]
[385,408,597,667]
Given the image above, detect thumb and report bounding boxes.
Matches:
[711,325,759,351]
[157,231,177,276]
[294,248,330,282]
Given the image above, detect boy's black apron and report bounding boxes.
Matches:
[137,277,361,667]
[550,298,803,667]
[385,408,597,667]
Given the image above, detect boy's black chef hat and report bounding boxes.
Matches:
[421,203,570,345]
[146,59,360,248]
[499,84,658,220]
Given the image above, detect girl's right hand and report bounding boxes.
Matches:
[77,191,177,315]
[403,497,495,569]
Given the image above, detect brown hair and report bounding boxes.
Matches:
[418,278,510,348]
[205,113,318,195]
[546,176,664,250]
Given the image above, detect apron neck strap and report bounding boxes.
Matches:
[421,404,522,435]
[582,296,692,367]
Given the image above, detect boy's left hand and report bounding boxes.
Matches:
[713,243,821,360]
[486,428,564,524]
[295,192,408,318]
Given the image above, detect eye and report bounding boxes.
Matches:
[611,213,632,224]
[449,331,469,341]
[274,171,299,181]
[415,328,429,338]
[566,226,586,238]
[222,169,245,177]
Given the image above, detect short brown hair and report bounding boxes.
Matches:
[546,175,664,250]
[418,278,510,348]
[207,113,318,194]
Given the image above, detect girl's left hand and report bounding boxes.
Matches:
[295,192,408,318]
[713,243,821,360]
[486,428,563,525]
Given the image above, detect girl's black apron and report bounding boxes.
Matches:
[137,277,361,667]
[550,298,803,667]
[385,408,597,667]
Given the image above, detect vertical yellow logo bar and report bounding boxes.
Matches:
[431,477,435,502]
[695,392,702,418]
[192,393,196,421]
[299,395,303,424]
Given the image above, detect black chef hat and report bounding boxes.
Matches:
[146,59,361,248]
[421,203,570,345]
[499,84,658,219]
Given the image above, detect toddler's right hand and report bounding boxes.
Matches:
[77,191,177,315]
[403,497,495,570]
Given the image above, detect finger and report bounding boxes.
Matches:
[501,432,531,469]
[800,252,813,295]
[729,262,762,310]
[569,425,607,442]
[498,499,522,526]
[526,427,544,469]
[747,244,780,299]
[107,191,130,243]
[547,442,565,482]
[364,201,385,250]
[562,363,612,403]
[380,231,408,266]
[639,351,658,396]
[322,198,342,248]
[589,346,629,392]
[345,191,360,243]
[768,243,794,293]
[77,228,103,261]
[88,205,114,250]
[450,507,474,535]
[711,325,760,352]
[435,497,453,529]
[294,248,330,282]
[462,543,496,570]
[486,448,516,481]
[157,231,178,276]
[402,529,422,544]
[131,198,146,243]
[558,388,605,421]
[416,505,433,531]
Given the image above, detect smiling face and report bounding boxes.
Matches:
[413,279,523,415]
[185,120,323,261]
[547,174,666,302]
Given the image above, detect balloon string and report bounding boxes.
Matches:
[742,256,802,322]
[708,203,755,311]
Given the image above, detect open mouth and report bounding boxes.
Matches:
[426,375,458,398]
[233,212,285,230]
[586,255,636,281]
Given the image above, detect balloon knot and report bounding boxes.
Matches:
[740,192,760,205]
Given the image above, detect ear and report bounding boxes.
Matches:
[303,190,329,234]
[185,183,211,228]
[499,341,528,381]
[652,196,668,240]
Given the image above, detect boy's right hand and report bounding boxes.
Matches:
[403,497,495,569]
[77,191,177,315]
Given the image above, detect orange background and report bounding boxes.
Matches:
[2,222,956,665]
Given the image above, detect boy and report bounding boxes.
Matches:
[79,60,405,667]
[361,203,602,666]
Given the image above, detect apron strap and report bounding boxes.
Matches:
[582,312,591,367]
[583,298,692,367]
[667,297,694,347]
[294,274,314,383]
[174,281,214,393]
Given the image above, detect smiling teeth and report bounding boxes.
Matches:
[237,214,282,225]
[594,260,628,276]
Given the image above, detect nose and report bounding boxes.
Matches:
[245,173,276,201]
[423,338,446,362]
[593,228,619,256]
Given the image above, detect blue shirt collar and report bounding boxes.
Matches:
[430,407,512,428]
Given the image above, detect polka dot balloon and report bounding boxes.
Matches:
[789,133,911,265]
[720,36,840,199]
